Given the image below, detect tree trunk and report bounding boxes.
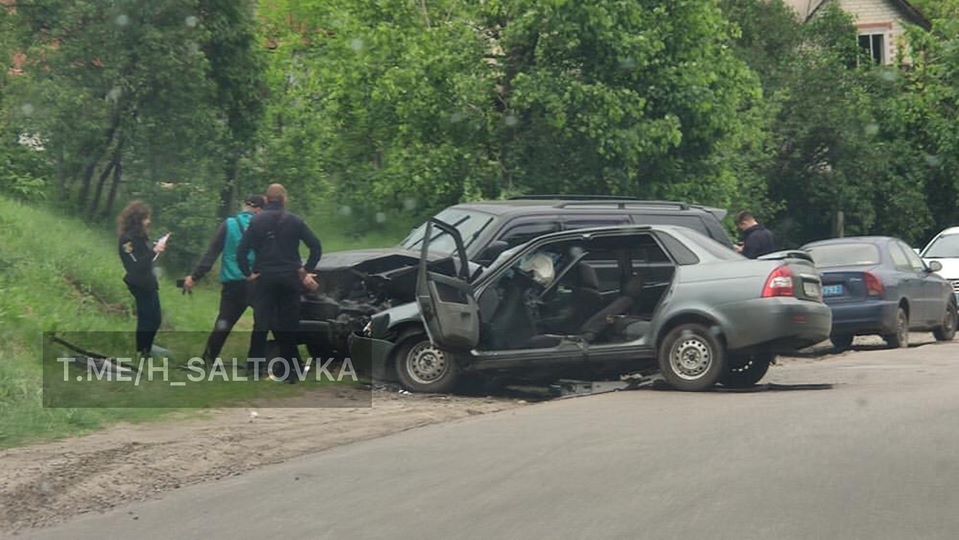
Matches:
[79,114,122,207]
[88,160,116,218]
[105,158,123,218]
[89,135,124,218]
[218,153,240,218]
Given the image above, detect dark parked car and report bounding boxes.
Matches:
[297,196,735,360]
[803,237,958,351]
[351,219,831,393]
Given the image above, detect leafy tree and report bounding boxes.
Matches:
[256,0,765,231]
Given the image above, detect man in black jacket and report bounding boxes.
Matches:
[237,184,322,381]
[735,211,777,259]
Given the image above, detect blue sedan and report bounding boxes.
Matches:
[803,237,957,351]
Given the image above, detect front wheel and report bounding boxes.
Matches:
[721,352,773,388]
[658,324,725,391]
[883,307,909,349]
[394,336,460,393]
[933,300,958,342]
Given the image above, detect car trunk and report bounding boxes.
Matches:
[758,250,824,302]
[818,266,881,304]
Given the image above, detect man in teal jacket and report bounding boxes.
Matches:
[184,194,266,362]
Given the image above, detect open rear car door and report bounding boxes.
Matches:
[416,218,480,351]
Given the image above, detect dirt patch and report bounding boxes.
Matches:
[0,390,524,533]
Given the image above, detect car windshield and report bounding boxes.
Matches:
[806,243,880,267]
[924,234,959,258]
[400,208,494,256]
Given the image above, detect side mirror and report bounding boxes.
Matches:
[477,241,509,265]
[928,260,943,273]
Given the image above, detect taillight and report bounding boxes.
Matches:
[864,272,885,297]
[762,266,795,298]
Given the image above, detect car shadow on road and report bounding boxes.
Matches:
[788,341,934,359]
[649,380,834,393]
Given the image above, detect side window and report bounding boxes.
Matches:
[889,243,912,272]
[899,242,926,272]
[631,213,710,237]
[656,232,700,265]
[563,217,630,231]
[497,221,561,248]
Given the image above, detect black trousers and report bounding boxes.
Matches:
[247,272,302,379]
[127,284,161,354]
[202,280,251,361]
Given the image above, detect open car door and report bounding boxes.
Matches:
[416,218,480,352]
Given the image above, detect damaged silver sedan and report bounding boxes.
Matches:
[351,220,832,393]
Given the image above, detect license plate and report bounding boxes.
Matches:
[803,282,821,298]
[822,284,843,297]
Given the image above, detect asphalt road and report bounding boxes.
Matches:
[23,340,959,540]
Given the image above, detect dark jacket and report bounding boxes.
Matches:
[119,233,158,290]
[741,224,777,259]
[237,202,322,276]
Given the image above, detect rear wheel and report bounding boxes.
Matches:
[394,335,460,393]
[883,307,909,349]
[933,299,958,342]
[830,334,854,353]
[658,324,725,391]
[721,353,773,388]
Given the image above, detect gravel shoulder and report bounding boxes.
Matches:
[0,390,523,533]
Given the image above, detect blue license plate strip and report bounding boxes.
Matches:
[822,284,844,297]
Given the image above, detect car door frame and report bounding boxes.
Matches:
[895,240,939,325]
[416,218,480,352]
[580,230,674,365]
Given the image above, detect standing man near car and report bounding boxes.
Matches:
[183,194,266,363]
[736,211,777,259]
[237,184,322,382]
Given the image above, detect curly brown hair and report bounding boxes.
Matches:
[117,200,152,238]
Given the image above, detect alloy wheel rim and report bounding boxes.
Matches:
[406,342,448,385]
[670,337,712,380]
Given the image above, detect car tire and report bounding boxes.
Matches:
[830,334,854,353]
[658,323,726,391]
[721,352,773,388]
[883,307,910,349]
[394,335,459,393]
[933,299,958,342]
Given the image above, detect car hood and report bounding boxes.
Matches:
[313,247,445,271]
[926,257,959,279]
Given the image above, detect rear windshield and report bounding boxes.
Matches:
[924,234,959,258]
[806,244,880,267]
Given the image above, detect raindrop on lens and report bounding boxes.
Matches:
[504,114,518,127]
[20,103,34,116]
[185,16,198,28]
[115,14,129,26]
[403,198,416,211]
[350,38,364,52]
[339,205,353,217]
[375,212,386,224]
[107,87,122,102]
[864,123,879,136]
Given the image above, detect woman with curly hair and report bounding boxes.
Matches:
[117,201,166,356]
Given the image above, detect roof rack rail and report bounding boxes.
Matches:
[554,200,691,210]
[508,194,644,201]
